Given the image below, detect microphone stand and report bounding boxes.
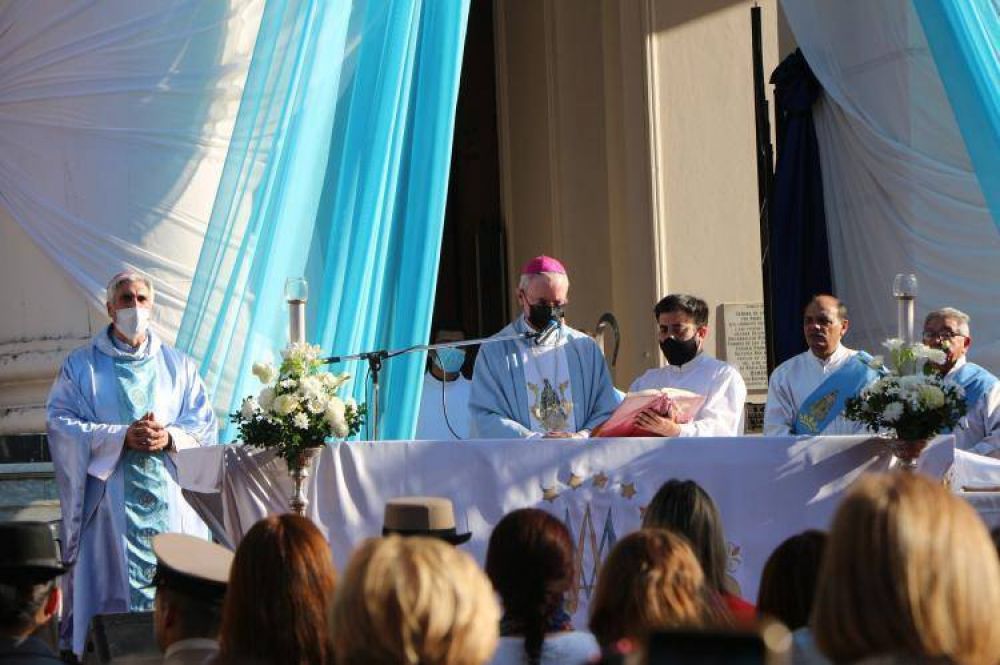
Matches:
[322,327,554,440]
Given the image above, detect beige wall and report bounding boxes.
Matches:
[0,206,103,434]
[495,0,779,391]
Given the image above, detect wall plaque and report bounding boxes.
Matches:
[721,303,767,392]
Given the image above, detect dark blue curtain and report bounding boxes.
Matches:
[768,49,832,365]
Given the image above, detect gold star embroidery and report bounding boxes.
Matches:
[620,482,637,500]
[592,472,609,489]
[567,473,584,489]
[542,485,560,503]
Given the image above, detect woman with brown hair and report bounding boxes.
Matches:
[330,535,499,665]
[588,528,721,652]
[813,472,1000,665]
[756,529,827,631]
[485,508,599,665]
[216,514,337,665]
[641,479,755,623]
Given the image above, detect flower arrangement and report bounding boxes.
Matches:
[231,342,366,463]
[844,339,965,441]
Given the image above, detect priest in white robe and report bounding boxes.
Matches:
[764,295,878,436]
[46,272,218,655]
[468,256,619,439]
[629,294,746,436]
[922,307,1000,457]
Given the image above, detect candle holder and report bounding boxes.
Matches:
[285,277,308,344]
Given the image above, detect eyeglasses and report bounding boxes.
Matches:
[922,330,964,342]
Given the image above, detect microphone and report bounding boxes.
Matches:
[534,307,564,345]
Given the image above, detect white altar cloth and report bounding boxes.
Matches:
[177,435,959,620]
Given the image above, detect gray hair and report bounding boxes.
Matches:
[925,307,970,336]
[517,272,569,291]
[106,271,155,304]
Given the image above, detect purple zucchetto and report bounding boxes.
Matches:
[520,255,567,276]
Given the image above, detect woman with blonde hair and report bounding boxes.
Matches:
[813,472,1000,664]
[330,535,500,665]
[588,528,722,652]
[216,514,337,665]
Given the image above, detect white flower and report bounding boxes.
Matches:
[293,412,310,429]
[280,378,298,389]
[297,375,324,401]
[882,402,904,422]
[258,387,276,411]
[240,397,259,419]
[251,361,277,384]
[282,342,323,363]
[917,384,945,409]
[882,338,905,352]
[913,344,947,365]
[321,371,351,390]
[324,397,349,437]
[273,394,300,416]
[306,397,328,414]
[345,396,357,409]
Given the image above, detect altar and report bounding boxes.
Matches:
[174,434,985,622]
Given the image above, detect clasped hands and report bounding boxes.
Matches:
[633,405,682,438]
[124,412,172,452]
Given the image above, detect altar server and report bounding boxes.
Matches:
[628,294,746,436]
[764,295,878,436]
[468,255,619,438]
[415,329,472,440]
[922,308,999,457]
[47,271,218,655]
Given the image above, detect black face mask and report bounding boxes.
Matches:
[527,303,563,330]
[660,336,699,366]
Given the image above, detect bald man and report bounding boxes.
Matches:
[764,295,880,436]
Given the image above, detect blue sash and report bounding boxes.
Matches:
[951,362,999,409]
[112,349,168,612]
[793,351,881,435]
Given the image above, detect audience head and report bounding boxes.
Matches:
[922,307,972,373]
[485,509,575,665]
[641,479,729,595]
[518,255,569,331]
[814,472,1000,664]
[589,529,717,650]
[151,533,233,651]
[382,496,471,544]
[756,530,827,631]
[218,514,337,665]
[0,521,64,639]
[331,535,499,665]
[803,295,849,359]
[653,295,709,367]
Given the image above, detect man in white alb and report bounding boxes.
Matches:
[628,294,746,436]
[764,295,879,436]
[921,307,999,457]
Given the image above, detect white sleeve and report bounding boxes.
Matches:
[677,368,747,437]
[763,364,796,436]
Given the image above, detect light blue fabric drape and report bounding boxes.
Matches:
[176,0,469,441]
[914,0,1000,233]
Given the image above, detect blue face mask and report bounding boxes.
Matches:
[432,347,466,374]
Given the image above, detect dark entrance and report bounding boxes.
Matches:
[432,0,508,340]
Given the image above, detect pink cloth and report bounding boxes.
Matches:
[520,255,566,275]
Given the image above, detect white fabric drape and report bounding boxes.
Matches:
[780,0,1000,374]
[0,1,263,338]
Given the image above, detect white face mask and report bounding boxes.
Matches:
[114,306,151,340]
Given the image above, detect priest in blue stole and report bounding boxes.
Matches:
[923,308,1000,457]
[47,272,218,656]
[469,256,620,439]
[764,295,880,436]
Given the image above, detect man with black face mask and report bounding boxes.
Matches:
[628,294,747,437]
[468,255,620,439]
